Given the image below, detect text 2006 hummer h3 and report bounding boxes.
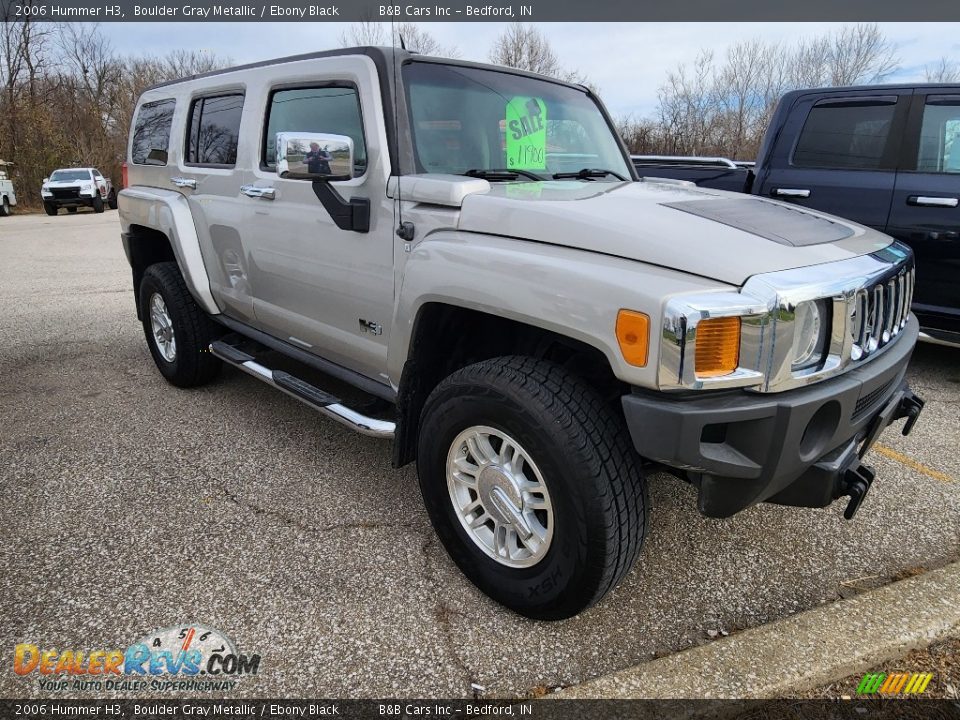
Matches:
[120,47,925,619]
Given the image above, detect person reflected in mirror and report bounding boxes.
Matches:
[304,142,332,175]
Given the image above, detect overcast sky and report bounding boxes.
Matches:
[102,22,960,116]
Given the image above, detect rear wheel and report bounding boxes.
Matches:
[417,356,648,620]
[107,189,118,210]
[139,262,222,388]
[44,203,57,216]
[67,207,78,214]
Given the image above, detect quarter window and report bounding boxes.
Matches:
[916,97,960,173]
[793,100,897,170]
[186,94,244,166]
[263,87,367,175]
[131,98,176,166]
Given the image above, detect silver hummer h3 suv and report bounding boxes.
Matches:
[120,47,925,619]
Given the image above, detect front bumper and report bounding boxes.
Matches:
[622,316,924,518]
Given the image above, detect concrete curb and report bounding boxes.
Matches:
[555,561,960,700]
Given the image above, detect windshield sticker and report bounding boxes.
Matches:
[506,97,547,170]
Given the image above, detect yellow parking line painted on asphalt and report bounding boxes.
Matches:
[872,443,955,484]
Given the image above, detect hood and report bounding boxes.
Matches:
[456,180,893,286]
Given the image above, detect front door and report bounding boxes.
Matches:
[755,90,911,231]
[243,78,395,384]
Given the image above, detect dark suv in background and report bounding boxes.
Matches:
[634,84,960,347]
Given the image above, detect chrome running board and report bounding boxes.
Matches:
[209,340,395,439]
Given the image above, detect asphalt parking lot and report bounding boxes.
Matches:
[1,211,958,699]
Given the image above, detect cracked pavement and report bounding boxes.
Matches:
[1,212,958,699]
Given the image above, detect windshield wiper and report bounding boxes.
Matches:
[464,168,543,182]
[552,168,627,181]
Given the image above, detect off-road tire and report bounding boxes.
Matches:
[139,262,222,388]
[417,356,648,620]
[92,195,104,213]
[44,203,57,216]
[107,190,118,210]
[0,197,10,216]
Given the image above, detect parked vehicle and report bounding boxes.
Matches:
[633,84,960,347]
[41,167,117,215]
[0,160,17,216]
[120,49,924,619]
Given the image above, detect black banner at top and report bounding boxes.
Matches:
[2,0,960,21]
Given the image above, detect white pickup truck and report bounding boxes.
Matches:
[0,161,17,216]
[41,167,117,215]
[120,47,925,619]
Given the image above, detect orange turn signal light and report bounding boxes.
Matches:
[695,316,741,377]
[616,310,650,367]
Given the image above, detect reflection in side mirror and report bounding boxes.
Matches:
[276,132,354,181]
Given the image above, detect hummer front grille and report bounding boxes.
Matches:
[850,265,914,361]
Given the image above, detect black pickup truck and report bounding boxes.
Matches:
[633,84,960,346]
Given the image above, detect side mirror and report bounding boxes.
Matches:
[276,132,354,181]
[43,177,49,183]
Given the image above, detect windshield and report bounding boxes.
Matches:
[49,170,91,182]
[403,61,631,180]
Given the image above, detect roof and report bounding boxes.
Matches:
[144,45,589,94]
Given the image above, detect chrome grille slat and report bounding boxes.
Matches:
[850,265,914,362]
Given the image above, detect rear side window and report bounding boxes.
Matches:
[916,96,960,173]
[262,86,367,174]
[793,100,897,170]
[185,94,244,166]
[131,99,176,166]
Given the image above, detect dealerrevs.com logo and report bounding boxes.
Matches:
[14,624,261,692]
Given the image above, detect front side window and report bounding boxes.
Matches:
[793,99,897,170]
[131,98,175,166]
[916,96,960,173]
[402,61,630,179]
[263,86,367,175]
[186,94,244,166]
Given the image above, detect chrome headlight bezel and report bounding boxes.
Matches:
[658,242,915,393]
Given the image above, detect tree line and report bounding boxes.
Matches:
[2,20,956,208]
[0,18,228,207]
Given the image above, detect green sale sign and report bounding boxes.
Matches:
[505,96,547,170]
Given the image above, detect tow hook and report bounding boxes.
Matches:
[894,392,925,436]
[839,462,876,520]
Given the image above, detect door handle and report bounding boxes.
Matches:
[240,185,276,200]
[170,177,197,189]
[773,188,811,198]
[907,195,958,208]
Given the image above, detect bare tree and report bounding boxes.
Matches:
[488,23,589,86]
[639,23,903,161]
[824,23,899,85]
[925,57,960,83]
[339,21,458,57]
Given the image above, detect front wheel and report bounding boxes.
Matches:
[417,356,648,620]
[44,203,57,216]
[92,194,104,213]
[139,262,222,387]
[0,197,10,216]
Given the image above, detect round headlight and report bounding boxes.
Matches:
[791,301,823,370]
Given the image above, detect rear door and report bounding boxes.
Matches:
[887,91,960,333]
[175,90,256,324]
[755,90,911,231]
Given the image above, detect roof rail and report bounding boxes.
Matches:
[631,155,740,169]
